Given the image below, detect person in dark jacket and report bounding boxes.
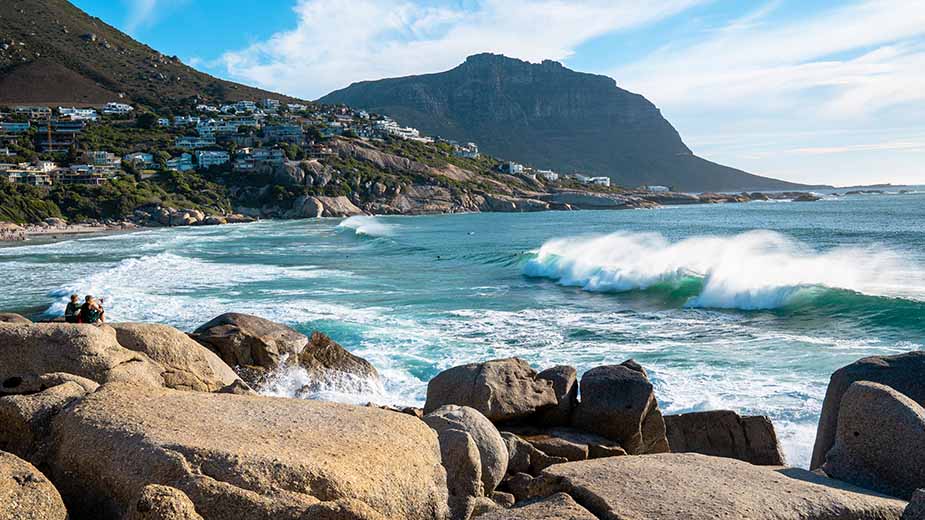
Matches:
[79,295,105,325]
[64,294,81,323]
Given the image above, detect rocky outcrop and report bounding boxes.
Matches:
[535,366,577,427]
[293,331,380,396]
[571,360,669,455]
[822,381,925,499]
[315,196,365,217]
[473,492,597,520]
[500,432,566,476]
[0,450,68,520]
[0,313,30,324]
[503,427,626,463]
[425,358,557,422]
[284,195,324,219]
[0,379,95,461]
[0,323,165,391]
[438,428,483,520]
[111,323,241,393]
[811,351,925,470]
[124,485,204,520]
[49,382,448,520]
[190,313,308,383]
[539,453,907,519]
[664,410,785,465]
[424,405,509,496]
[541,191,650,210]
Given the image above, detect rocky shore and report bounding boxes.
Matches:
[1,311,921,519]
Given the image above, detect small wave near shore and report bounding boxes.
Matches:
[523,230,925,311]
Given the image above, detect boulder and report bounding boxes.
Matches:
[473,492,597,520]
[112,323,241,392]
[0,372,99,396]
[286,196,324,219]
[0,450,67,520]
[571,360,669,454]
[0,323,165,390]
[0,380,93,461]
[664,410,785,465]
[293,331,380,395]
[535,366,577,427]
[424,405,509,495]
[540,453,906,519]
[822,381,925,499]
[425,358,557,422]
[0,313,30,324]
[189,313,307,383]
[506,426,627,462]
[811,351,925,469]
[438,429,483,520]
[500,432,566,476]
[904,490,925,520]
[124,485,204,520]
[49,383,448,520]
[316,196,365,217]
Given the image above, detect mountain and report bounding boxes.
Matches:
[0,0,302,109]
[321,54,810,192]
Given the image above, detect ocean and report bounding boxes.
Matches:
[2,190,923,468]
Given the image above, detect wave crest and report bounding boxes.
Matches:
[523,230,925,310]
[337,216,394,237]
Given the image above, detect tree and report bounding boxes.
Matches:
[136,112,159,130]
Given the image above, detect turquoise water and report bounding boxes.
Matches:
[2,191,924,467]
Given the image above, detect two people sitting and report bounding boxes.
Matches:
[64,294,106,325]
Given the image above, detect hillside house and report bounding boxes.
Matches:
[175,136,216,149]
[196,150,230,170]
[102,102,134,115]
[166,153,194,172]
[123,152,155,168]
[14,106,52,119]
[34,121,84,153]
[58,107,99,122]
[499,161,524,175]
[453,142,480,159]
[263,124,303,144]
[84,151,121,168]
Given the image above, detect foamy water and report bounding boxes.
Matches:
[1,193,923,468]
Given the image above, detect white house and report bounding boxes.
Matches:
[123,152,155,168]
[156,118,170,127]
[102,102,134,115]
[84,151,121,168]
[196,150,230,170]
[537,170,559,181]
[454,142,480,159]
[166,153,193,172]
[499,161,524,175]
[175,136,216,149]
[58,107,99,122]
[589,177,611,187]
[287,103,308,112]
[644,185,671,192]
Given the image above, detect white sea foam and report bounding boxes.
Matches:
[524,230,925,309]
[337,216,394,237]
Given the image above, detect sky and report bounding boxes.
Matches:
[72,0,925,186]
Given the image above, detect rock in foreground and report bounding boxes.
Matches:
[541,453,906,520]
[473,492,596,519]
[49,383,448,520]
[294,331,380,395]
[664,410,785,465]
[0,450,67,520]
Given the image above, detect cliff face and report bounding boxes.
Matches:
[321,54,807,192]
[0,0,301,108]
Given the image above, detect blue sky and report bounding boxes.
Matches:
[73,0,925,186]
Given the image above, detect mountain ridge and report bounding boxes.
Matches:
[321,53,813,192]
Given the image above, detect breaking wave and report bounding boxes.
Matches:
[523,230,925,313]
[337,216,394,237]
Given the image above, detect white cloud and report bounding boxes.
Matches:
[123,0,158,35]
[219,0,707,99]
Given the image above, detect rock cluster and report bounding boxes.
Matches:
[130,205,254,228]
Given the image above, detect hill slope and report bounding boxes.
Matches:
[0,0,301,108]
[321,54,808,192]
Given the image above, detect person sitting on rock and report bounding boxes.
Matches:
[64,294,81,323]
[80,295,106,325]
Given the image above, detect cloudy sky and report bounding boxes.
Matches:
[74,0,925,186]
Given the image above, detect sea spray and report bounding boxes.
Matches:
[523,230,925,310]
[337,216,395,237]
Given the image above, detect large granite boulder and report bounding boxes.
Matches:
[664,410,785,465]
[0,450,67,520]
[112,323,240,392]
[49,383,448,520]
[822,381,925,499]
[424,405,509,495]
[438,429,483,520]
[0,323,165,390]
[293,331,380,395]
[0,379,95,461]
[500,432,566,476]
[473,492,597,520]
[0,313,31,324]
[189,313,307,383]
[425,358,557,422]
[535,366,577,427]
[540,453,907,519]
[811,351,925,469]
[124,485,204,520]
[571,360,669,454]
[504,426,626,462]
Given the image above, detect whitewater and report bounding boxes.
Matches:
[1,190,923,468]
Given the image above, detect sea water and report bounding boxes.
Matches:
[2,190,923,468]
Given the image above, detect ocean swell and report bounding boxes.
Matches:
[523,230,925,311]
[337,216,394,238]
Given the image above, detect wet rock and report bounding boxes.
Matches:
[540,453,906,519]
[571,360,668,454]
[424,405,509,495]
[294,331,380,395]
[112,323,240,392]
[190,313,307,384]
[811,351,925,470]
[822,381,925,499]
[665,410,785,465]
[49,382,448,520]
[425,358,557,422]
